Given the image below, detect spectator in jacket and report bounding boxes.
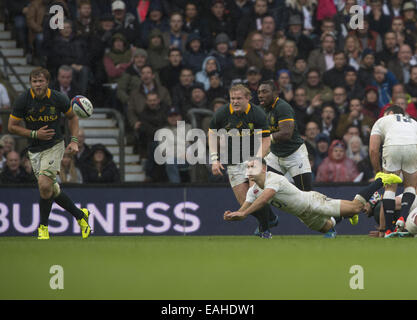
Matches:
[209,33,234,72]
[206,0,236,49]
[387,44,414,84]
[195,56,221,90]
[322,50,348,89]
[103,32,133,83]
[74,128,90,170]
[236,0,268,48]
[0,151,36,184]
[371,64,399,108]
[140,1,170,47]
[223,49,249,88]
[159,48,184,93]
[316,139,360,183]
[302,68,333,104]
[111,0,143,47]
[51,65,80,99]
[183,32,207,74]
[171,67,195,117]
[307,32,336,75]
[81,144,121,183]
[162,11,188,53]
[147,28,170,73]
[406,65,417,104]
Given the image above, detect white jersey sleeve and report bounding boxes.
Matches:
[246,186,258,203]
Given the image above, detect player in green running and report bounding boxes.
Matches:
[208,84,278,238]
[8,67,91,240]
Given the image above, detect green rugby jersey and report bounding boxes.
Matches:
[209,103,270,164]
[265,97,304,158]
[10,88,72,153]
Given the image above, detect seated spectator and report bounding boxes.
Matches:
[201,97,227,133]
[307,32,336,75]
[349,17,382,52]
[103,33,133,83]
[367,0,391,37]
[391,15,416,49]
[276,40,298,72]
[51,65,80,99]
[74,0,99,42]
[260,15,276,52]
[285,14,315,60]
[387,44,413,84]
[116,48,148,107]
[332,86,349,116]
[246,66,262,104]
[402,2,417,35]
[344,66,364,101]
[290,56,308,88]
[206,71,228,105]
[346,135,368,165]
[171,68,195,117]
[318,104,338,141]
[336,98,375,142]
[378,83,417,118]
[81,144,121,183]
[0,134,16,156]
[183,82,209,126]
[74,128,90,169]
[236,0,268,48]
[357,48,376,88]
[303,121,320,151]
[155,107,192,183]
[371,64,398,108]
[344,34,362,71]
[276,69,293,102]
[322,51,348,89]
[406,65,417,104]
[302,68,333,104]
[316,140,360,183]
[291,87,311,135]
[0,151,36,184]
[313,133,330,175]
[207,0,236,49]
[244,31,267,70]
[182,1,209,47]
[159,48,184,92]
[140,0,169,47]
[183,32,207,74]
[342,124,362,148]
[195,56,221,91]
[57,152,83,184]
[223,49,249,88]
[375,31,398,66]
[362,85,380,120]
[111,0,142,48]
[127,65,172,119]
[209,33,233,72]
[25,0,46,65]
[261,51,278,81]
[147,28,170,72]
[162,12,188,52]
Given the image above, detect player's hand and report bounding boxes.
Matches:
[224,211,246,221]
[66,141,79,155]
[223,210,231,220]
[368,230,385,238]
[212,161,225,176]
[36,125,55,140]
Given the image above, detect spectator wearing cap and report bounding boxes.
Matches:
[140,1,170,47]
[206,71,228,104]
[80,144,121,183]
[362,85,380,120]
[244,31,267,70]
[162,12,188,53]
[276,69,293,102]
[307,32,336,75]
[348,16,382,52]
[375,31,398,66]
[147,28,170,72]
[367,0,391,37]
[302,68,333,105]
[127,65,172,126]
[183,82,209,127]
[116,48,148,106]
[388,44,414,84]
[103,32,133,83]
[223,49,249,88]
[183,32,207,74]
[285,14,315,60]
[322,51,348,90]
[313,132,330,174]
[402,1,417,35]
[159,48,184,93]
[357,48,376,88]
[112,0,143,47]
[344,66,364,101]
[206,0,236,50]
[290,56,308,88]
[406,65,417,104]
[236,0,269,48]
[284,0,317,36]
[195,56,221,90]
[246,66,262,104]
[209,33,233,72]
[155,106,192,183]
[316,139,360,183]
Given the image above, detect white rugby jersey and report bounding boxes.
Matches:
[246,171,311,217]
[371,114,417,146]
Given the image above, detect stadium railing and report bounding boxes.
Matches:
[0,50,28,92]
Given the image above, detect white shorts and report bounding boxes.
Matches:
[406,208,417,235]
[28,140,65,182]
[296,191,341,232]
[382,145,417,174]
[227,162,248,188]
[265,143,311,177]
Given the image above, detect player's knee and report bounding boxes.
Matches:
[38,176,53,198]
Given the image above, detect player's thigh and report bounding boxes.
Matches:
[28,150,41,180]
[227,163,248,188]
[382,145,406,174]
[309,191,341,217]
[401,171,417,189]
[39,141,65,181]
[264,152,284,175]
[282,144,312,177]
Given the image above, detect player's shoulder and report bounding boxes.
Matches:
[13,89,32,108]
[275,98,294,114]
[214,103,231,117]
[265,171,284,183]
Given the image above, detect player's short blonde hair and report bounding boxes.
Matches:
[229,84,251,98]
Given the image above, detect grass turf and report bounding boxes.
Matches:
[1,235,416,300]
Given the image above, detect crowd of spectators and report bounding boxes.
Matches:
[1,0,417,184]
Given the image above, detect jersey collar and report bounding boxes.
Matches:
[30,88,51,99]
[229,103,251,114]
[271,97,279,109]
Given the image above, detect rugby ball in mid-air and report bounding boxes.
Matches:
[71,95,93,118]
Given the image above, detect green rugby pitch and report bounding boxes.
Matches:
[1,235,416,300]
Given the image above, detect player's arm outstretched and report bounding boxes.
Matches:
[225,188,276,220]
[64,109,80,155]
[208,128,224,175]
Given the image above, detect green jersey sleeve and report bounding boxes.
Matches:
[253,106,270,137]
[10,93,27,120]
[275,100,295,123]
[55,91,71,115]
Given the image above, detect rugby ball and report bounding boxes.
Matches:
[71,95,93,118]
